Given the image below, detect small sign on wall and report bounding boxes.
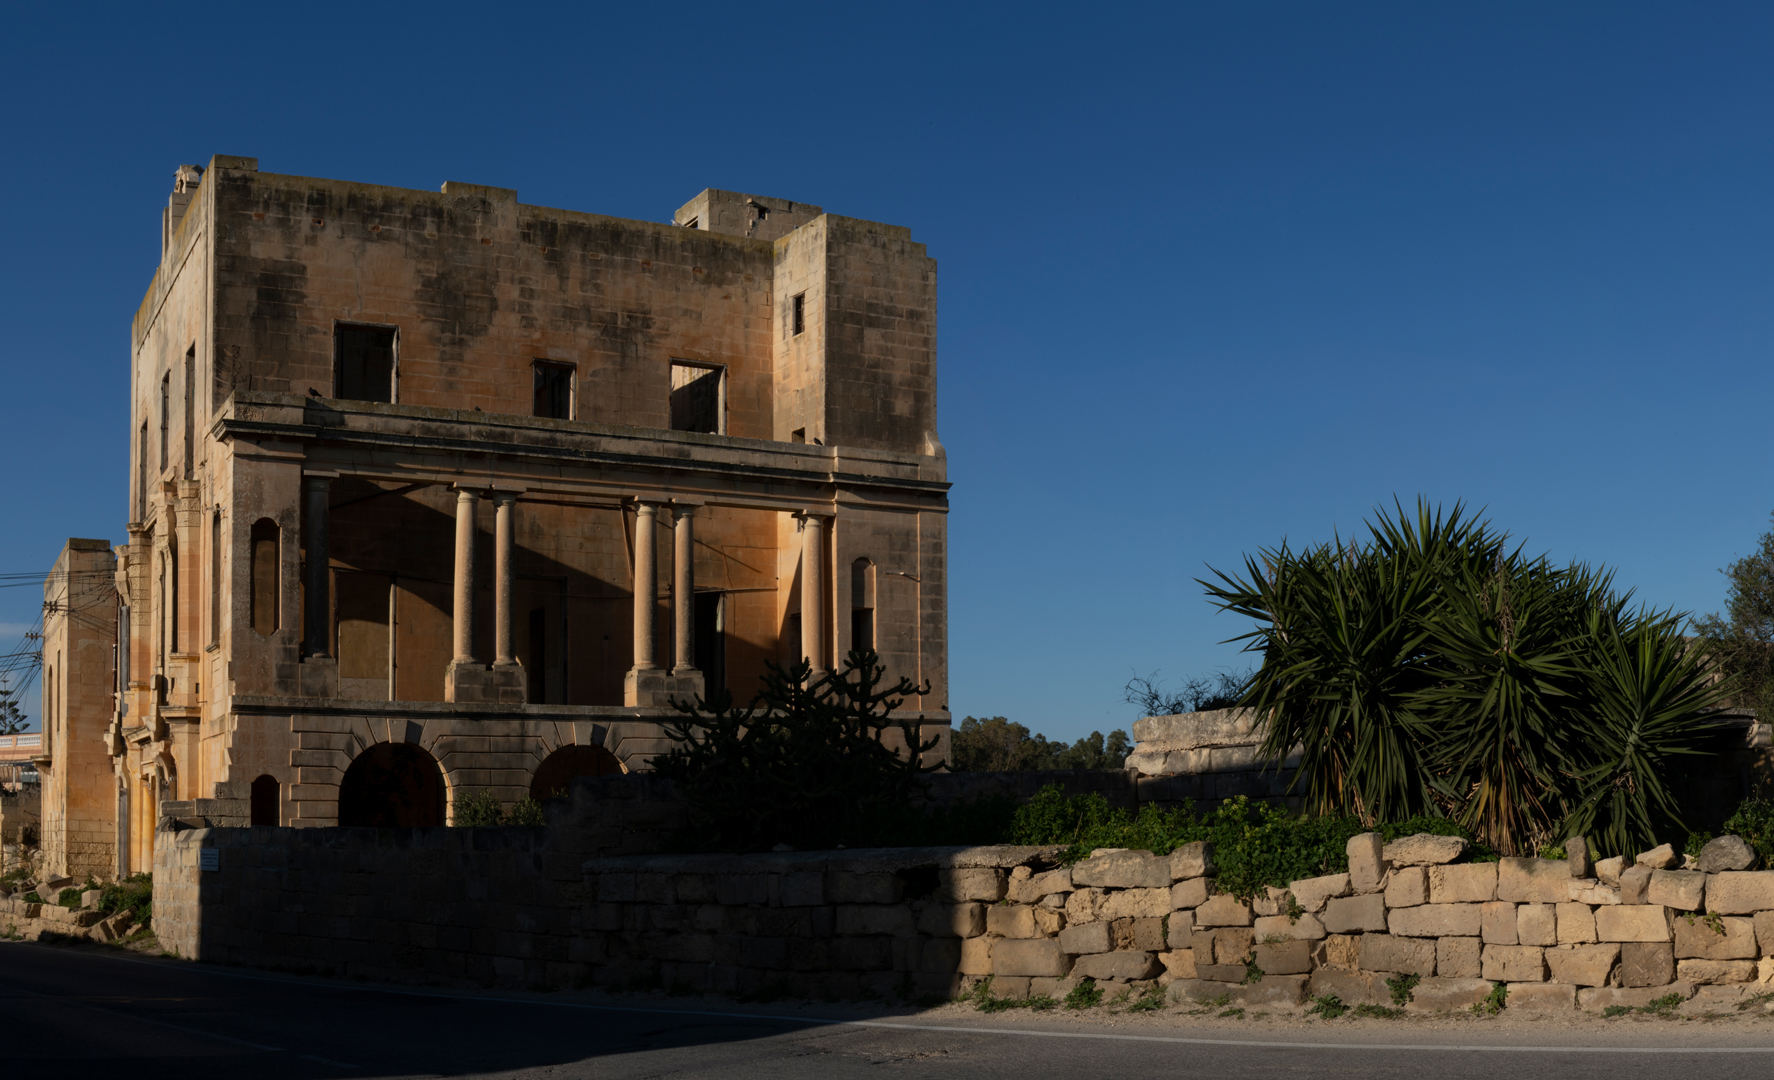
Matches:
[199,849,219,872]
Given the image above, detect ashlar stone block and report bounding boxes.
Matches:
[1057,921,1110,956]
[1254,913,1326,941]
[1170,878,1208,911]
[1347,833,1389,894]
[1516,903,1557,947]
[1544,943,1618,987]
[1506,982,1576,1010]
[991,938,1068,978]
[1595,855,1628,886]
[1358,933,1436,977]
[1555,902,1596,944]
[1194,894,1253,928]
[1435,937,1481,979]
[1618,941,1675,987]
[1705,871,1774,915]
[1676,958,1757,985]
[1385,866,1428,908]
[1288,872,1350,913]
[1595,905,1671,943]
[986,905,1039,939]
[1497,858,1571,903]
[1405,976,1494,1011]
[1071,850,1169,890]
[1169,842,1214,881]
[1481,901,1518,945]
[1646,869,1706,912]
[1254,939,1312,975]
[1388,903,1482,938]
[1099,887,1172,920]
[1007,869,1074,904]
[1321,893,1388,934]
[1672,914,1757,960]
[1429,863,1497,904]
[1383,834,1468,867]
[1482,944,1546,982]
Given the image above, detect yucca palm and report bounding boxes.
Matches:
[1205,500,1728,854]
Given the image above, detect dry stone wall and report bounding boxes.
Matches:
[588,831,1774,1011]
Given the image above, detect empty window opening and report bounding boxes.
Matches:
[530,744,624,801]
[250,518,280,637]
[791,293,805,336]
[168,536,180,655]
[682,216,699,230]
[210,512,221,647]
[669,361,725,434]
[334,324,396,403]
[250,774,279,827]
[851,558,876,657]
[533,360,573,420]
[528,607,547,704]
[159,372,170,472]
[694,592,725,698]
[339,742,445,827]
[790,428,805,444]
[137,421,148,520]
[183,345,195,479]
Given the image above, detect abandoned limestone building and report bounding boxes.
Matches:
[106,156,949,873]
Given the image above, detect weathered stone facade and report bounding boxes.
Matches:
[110,158,949,875]
[38,540,118,879]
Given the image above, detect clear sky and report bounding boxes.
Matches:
[2,2,1771,739]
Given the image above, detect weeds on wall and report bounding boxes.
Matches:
[452,791,545,827]
[654,651,942,852]
[1008,788,1495,896]
[1203,500,1729,857]
[97,873,151,924]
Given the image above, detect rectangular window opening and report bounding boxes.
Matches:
[790,428,805,444]
[533,360,574,420]
[791,293,805,336]
[159,373,170,472]
[695,592,725,697]
[183,345,195,479]
[528,607,548,704]
[669,361,725,434]
[334,324,396,403]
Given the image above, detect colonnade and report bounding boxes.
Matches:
[298,477,836,694]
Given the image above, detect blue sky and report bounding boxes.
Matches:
[2,3,1771,738]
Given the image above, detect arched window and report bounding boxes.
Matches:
[530,744,624,801]
[851,557,876,656]
[210,512,222,646]
[338,743,445,827]
[250,774,279,826]
[250,518,280,637]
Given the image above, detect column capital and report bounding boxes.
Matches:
[630,495,670,509]
[302,472,338,489]
[794,508,836,521]
[490,490,519,507]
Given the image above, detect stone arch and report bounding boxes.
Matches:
[250,773,280,826]
[338,742,446,826]
[530,744,624,800]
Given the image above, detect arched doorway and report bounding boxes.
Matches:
[338,743,446,826]
[530,744,623,801]
[250,774,280,826]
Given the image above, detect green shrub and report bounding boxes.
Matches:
[1063,978,1104,1009]
[1306,994,1347,1019]
[57,888,81,909]
[1720,798,1774,865]
[98,874,151,923]
[654,651,939,852]
[453,790,505,827]
[1205,500,1730,856]
[507,797,545,826]
[1386,973,1419,1006]
[21,892,42,905]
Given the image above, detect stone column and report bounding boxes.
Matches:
[452,488,479,664]
[632,501,660,671]
[302,475,331,659]
[672,506,697,675]
[801,512,826,676]
[493,493,517,667]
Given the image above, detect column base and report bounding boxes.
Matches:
[625,667,705,708]
[298,656,338,699]
[446,660,528,704]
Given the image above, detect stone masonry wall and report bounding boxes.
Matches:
[584,833,1774,1012]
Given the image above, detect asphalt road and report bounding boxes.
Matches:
[6,940,1774,1079]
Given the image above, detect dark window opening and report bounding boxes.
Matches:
[339,742,445,827]
[851,558,876,657]
[792,293,805,336]
[168,537,180,654]
[250,774,279,826]
[528,607,547,704]
[533,360,573,420]
[159,373,170,472]
[669,362,724,434]
[683,216,699,230]
[530,744,623,801]
[334,324,396,403]
[250,518,280,637]
[694,592,725,698]
[183,345,195,479]
[790,428,805,444]
[137,422,148,520]
[210,512,221,646]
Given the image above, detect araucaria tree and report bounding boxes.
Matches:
[653,650,937,852]
[1202,501,1727,857]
